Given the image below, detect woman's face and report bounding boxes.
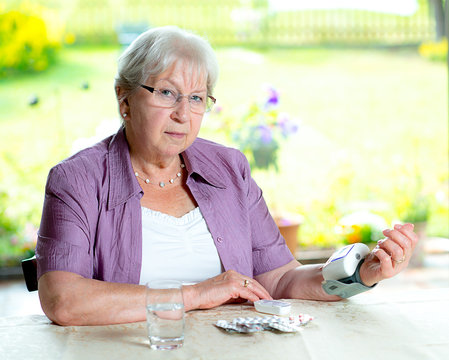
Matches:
[124,60,207,163]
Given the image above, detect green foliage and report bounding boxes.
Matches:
[0,190,36,267]
[341,224,373,245]
[0,191,18,236]
[0,9,59,77]
[297,201,342,248]
[402,196,430,223]
[392,172,432,224]
[336,215,387,245]
[418,38,447,62]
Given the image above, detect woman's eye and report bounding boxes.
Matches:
[160,89,175,97]
[191,95,203,103]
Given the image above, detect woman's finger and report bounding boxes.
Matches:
[224,297,248,305]
[225,276,271,302]
[371,247,396,278]
[377,237,405,264]
[383,228,410,253]
[383,223,419,263]
[223,270,272,300]
[239,277,272,300]
[396,223,419,249]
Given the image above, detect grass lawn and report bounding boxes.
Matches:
[0,45,447,249]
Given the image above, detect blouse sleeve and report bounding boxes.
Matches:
[36,164,95,280]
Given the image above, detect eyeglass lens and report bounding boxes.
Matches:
[145,86,214,114]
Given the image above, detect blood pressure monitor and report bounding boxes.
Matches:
[321,243,376,298]
[322,243,370,281]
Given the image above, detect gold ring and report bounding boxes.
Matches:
[243,279,250,287]
[393,255,406,264]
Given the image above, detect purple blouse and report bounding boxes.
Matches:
[36,127,294,283]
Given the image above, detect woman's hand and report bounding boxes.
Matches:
[359,223,419,287]
[183,270,272,311]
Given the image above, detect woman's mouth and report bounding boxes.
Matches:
[165,131,185,139]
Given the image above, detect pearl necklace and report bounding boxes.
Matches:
[134,163,185,188]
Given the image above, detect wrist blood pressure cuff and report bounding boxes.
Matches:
[322,259,377,298]
[322,279,376,298]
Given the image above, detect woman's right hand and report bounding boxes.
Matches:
[183,270,272,311]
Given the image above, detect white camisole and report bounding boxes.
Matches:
[139,206,223,285]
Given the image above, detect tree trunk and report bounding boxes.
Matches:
[446,0,449,39]
[429,0,446,39]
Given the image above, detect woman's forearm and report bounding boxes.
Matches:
[39,271,147,326]
[273,264,341,301]
[39,269,272,326]
[38,264,340,326]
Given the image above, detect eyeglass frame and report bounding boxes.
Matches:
[140,84,216,113]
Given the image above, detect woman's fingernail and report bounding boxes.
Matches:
[384,229,391,234]
[394,224,402,230]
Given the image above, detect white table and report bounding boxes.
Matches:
[1,288,448,360]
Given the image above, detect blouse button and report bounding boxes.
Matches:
[217,236,224,243]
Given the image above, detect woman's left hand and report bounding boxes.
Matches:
[359,223,419,287]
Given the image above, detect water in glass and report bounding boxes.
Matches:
[147,302,184,350]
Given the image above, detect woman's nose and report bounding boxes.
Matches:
[171,97,190,122]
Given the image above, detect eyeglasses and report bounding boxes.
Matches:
[140,85,216,114]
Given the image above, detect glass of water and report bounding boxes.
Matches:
[145,280,185,350]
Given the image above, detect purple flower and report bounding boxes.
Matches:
[264,86,279,108]
[256,124,273,144]
[277,112,299,137]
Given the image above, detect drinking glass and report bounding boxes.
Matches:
[145,280,185,350]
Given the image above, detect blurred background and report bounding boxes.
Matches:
[0,0,448,307]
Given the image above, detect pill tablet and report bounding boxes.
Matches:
[254,300,291,316]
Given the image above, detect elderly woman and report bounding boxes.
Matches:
[36,26,418,326]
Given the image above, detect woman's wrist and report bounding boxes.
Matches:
[359,261,377,287]
[181,284,197,311]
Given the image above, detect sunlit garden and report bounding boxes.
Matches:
[0,0,448,267]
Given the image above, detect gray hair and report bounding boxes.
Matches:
[114,26,219,106]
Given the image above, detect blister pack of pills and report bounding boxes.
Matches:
[214,314,313,333]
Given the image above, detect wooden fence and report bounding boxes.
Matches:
[13,0,441,46]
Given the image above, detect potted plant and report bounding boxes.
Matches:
[230,86,299,173]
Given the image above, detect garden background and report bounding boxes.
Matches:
[0,0,448,268]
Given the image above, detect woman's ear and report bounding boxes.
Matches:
[116,87,130,120]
